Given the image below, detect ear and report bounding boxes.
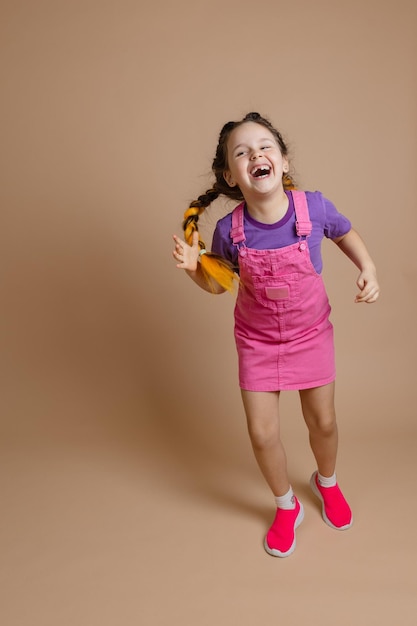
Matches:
[223,171,236,187]
[282,157,289,173]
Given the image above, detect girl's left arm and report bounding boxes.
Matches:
[332,228,380,303]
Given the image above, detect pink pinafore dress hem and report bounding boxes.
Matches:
[232,191,335,392]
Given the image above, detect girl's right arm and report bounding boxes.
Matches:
[172,231,226,294]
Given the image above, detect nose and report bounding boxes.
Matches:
[250,150,261,160]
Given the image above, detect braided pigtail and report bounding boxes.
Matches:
[182,188,237,293]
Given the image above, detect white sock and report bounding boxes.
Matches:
[317,471,337,488]
[274,486,296,510]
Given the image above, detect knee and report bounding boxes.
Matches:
[247,422,279,450]
[308,414,337,438]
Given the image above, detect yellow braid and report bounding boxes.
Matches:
[183,206,204,245]
[199,253,237,293]
[283,174,296,190]
[182,206,237,293]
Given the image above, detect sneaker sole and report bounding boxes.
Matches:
[264,502,305,558]
[309,472,353,531]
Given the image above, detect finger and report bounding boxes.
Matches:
[173,253,187,268]
[173,234,188,258]
[355,286,379,303]
[364,288,380,303]
[355,287,367,301]
[355,293,370,303]
[173,234,186,247]
[355,288,370,302]
[191,230,200,248]
[173,247,186,263]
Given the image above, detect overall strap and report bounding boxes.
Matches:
[292,190,312,237]
[230,202,246,245]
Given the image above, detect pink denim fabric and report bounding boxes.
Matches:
[232,191,336,391]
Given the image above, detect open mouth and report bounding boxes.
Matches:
[251,165,271,178]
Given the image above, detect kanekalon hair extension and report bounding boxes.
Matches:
[182,189,237,293]
[282,173,296,191]
[181,113,296,293]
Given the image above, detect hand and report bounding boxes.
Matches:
[355,268,380,303]
[172,231,200,272]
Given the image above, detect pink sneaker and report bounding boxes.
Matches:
[310,471,353,530]
[264,497,304,557]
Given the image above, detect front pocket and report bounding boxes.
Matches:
[252,273,300,310]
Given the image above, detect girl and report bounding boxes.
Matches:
[172,112,379,557]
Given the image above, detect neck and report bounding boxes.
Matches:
[245,190,289,224]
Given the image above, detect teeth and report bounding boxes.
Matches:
[252,165,270,177]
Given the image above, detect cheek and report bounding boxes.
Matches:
[235,162,247,177]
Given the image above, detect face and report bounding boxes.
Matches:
[223,122,288,200]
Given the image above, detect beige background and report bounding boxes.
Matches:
[1,0,416,624]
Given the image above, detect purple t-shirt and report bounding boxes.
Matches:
[211,191,351,274]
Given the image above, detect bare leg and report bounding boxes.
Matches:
[299,382,338,477]
[241,390,290,496]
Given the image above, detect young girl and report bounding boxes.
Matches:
[172,112,379,558]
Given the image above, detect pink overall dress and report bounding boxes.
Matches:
[231,191,335,391]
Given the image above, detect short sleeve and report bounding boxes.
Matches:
[322,195,351,239]
[211,213,238,266]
